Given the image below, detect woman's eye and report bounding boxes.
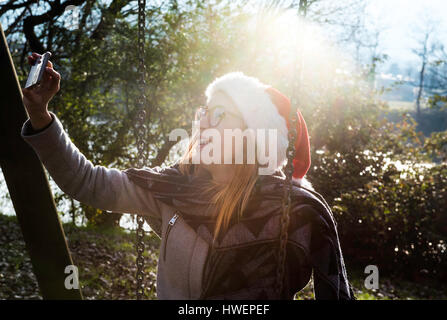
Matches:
[213,108,225,119]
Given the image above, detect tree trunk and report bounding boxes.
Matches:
[416,60,426,118]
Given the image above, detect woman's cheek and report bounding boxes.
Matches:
[222,133,232,163]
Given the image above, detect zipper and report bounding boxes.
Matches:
[163,212,179,261]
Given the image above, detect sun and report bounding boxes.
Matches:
[242,8,350,92]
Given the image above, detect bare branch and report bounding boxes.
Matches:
[0,0,38,17]
[90,0,128,40]
[22,0,86,52]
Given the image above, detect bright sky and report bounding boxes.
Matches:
[365,0,447,68]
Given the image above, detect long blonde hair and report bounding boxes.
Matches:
[178,130,258,242]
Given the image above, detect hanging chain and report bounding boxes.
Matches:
[276,9,305,297]
[135,0,147,300]
[275,111,298,299]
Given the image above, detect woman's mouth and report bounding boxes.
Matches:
[199,137,211,149]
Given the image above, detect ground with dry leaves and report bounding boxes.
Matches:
[1,214,445,300]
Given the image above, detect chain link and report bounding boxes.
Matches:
[135,0,295,299]
[275,112,298,299]
[135,0,147,301]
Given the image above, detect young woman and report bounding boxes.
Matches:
[21,52,354,300]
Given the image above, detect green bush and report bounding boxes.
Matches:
[307,95,447,281]
[332,162,446,281]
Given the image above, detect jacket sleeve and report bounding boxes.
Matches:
[288,202,355,300]
[308,207,355,300]
[21,112,161,219]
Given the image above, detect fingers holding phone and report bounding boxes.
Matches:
[22,52,61,115]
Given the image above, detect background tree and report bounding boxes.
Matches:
[426,44,447,109]
[411,18,438,118]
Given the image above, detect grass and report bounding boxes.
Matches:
[387,100,415,111]
[294,269,447,300]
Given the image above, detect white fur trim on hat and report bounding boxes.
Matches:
[205,72,289,169]
[293,176,314,191]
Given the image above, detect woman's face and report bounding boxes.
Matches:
[197,90,246,165]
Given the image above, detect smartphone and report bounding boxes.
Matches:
[25,52,52,89]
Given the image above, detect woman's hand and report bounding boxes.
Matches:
[22,52,61,130]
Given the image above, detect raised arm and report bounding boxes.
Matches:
[21,112,161,218]
[20,52,160,219]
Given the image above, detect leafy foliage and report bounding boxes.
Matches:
[306,86,447,280]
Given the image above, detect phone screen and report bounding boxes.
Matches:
[25,52,51,89]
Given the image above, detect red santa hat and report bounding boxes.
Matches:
[205,72,311,181]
